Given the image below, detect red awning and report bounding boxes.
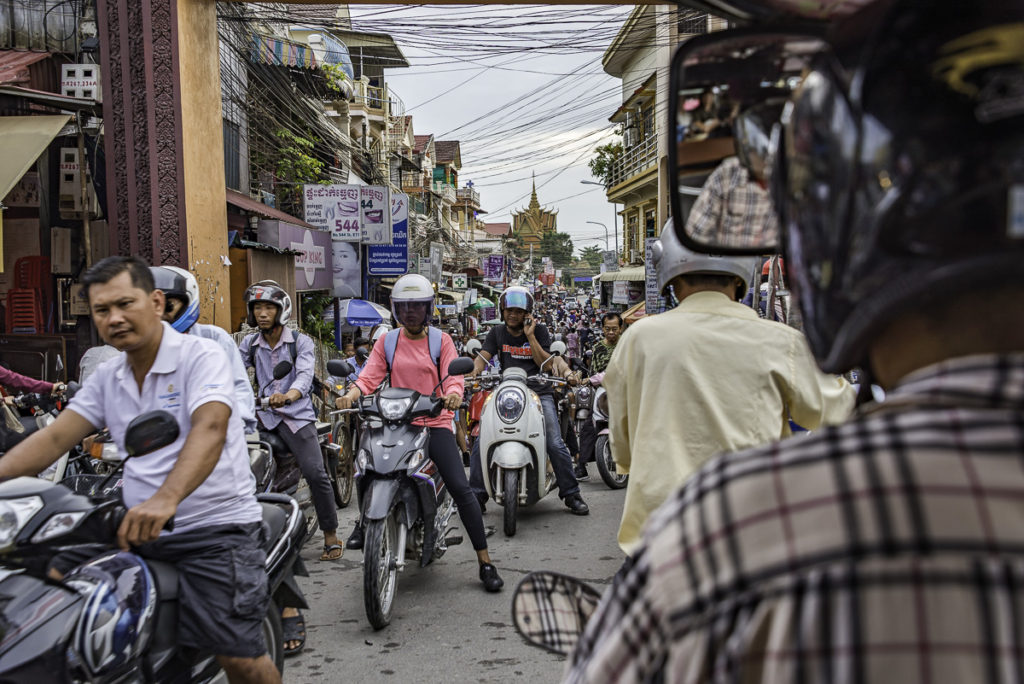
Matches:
[225,188,314,229]
[0,50,52,87]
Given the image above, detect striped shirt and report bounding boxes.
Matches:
[685,156,778,249]
[565,353,1024,683]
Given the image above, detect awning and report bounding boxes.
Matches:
[597,265,646,282]
[0,114,70,201]
[225,188,314,229]
[437,289,462,302]
[251,34,318,69]
[621,300,647,325]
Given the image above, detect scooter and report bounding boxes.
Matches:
[0,410,308,681]
[590,373,627,489]
[462,339,492,456]
[3,383,79,482]
[475,354,569,537]
[329,357,474,630]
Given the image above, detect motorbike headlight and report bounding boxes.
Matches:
[0,496,43,549]
[596,392,609,416]
[356,449,371,473]
[378,397,413,421]
[406,449,426,472]
[577,387,592,403]
[31,511,87,544]
[495,387,526,424]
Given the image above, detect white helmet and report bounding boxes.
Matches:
[391,273,434,329]
[371,324,392,344]
[652,218,758,300]
[150,265,199,333]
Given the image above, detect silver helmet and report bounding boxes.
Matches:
[652,218,759,300]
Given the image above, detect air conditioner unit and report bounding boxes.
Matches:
[630,249,642,264]
[58,147,99,217]
[61,64,101,101]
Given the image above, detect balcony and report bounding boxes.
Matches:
[432,180,456,204]
[456,187,480,209]
[350,80,404,122]
[607,135,657,189]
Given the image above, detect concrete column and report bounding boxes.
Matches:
[97,0,230,327]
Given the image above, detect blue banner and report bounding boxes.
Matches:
[367,192,409,276]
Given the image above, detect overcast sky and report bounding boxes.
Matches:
[348,5,633,256]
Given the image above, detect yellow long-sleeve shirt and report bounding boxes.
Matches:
[605,291,855,555]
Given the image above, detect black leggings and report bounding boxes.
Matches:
[428,427,488,552]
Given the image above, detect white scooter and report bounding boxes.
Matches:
[475,350,568,537]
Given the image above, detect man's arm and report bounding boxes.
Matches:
[0,410,96,479]
[469,349,492,378]
[117,401,230,549]
[603,350,631,474]
[783,333,856,431]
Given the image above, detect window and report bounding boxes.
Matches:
[223,119,241,190]
[645,208,657,238]
[678,9,710,36]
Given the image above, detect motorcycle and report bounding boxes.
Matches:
[255,360,344,540]
[3,383,80,483]
[590,373,628,489]
[0,410,308,681]
[462,339,491,457]
[475,354,569,537]
[329,356,474,630]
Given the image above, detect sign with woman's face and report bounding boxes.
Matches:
[332,240,361,298]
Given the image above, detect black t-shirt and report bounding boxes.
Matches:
[482,324,552,376]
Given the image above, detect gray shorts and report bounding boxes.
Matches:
[53,522,270,660]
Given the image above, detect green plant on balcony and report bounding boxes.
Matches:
[588,141,623,187]
[272,127,326,215]
[320,62,350,97]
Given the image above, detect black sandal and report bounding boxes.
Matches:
[321,543,344,561]
[282,613,306,657]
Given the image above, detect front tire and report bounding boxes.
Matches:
[330,424,355,508]
[263,599,285,673]
[595,435,628,489]
[503,469,519,537]
[363,511,400,630]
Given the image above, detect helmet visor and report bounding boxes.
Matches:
[502,291,531,311]
[393,299,432,328]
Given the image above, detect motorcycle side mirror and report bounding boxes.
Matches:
[511,571,604,655]
[272,360,293,381]
[549,341,567,357]
[64,381,81,400]
[355,346,369,362]
[447,357,475,376]
[327,359,354,378]
[123,410,180,458]
[585,350,594,358]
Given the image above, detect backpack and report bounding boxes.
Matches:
[245,332,323,397]
[383,327,443,389]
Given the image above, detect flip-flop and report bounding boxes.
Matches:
[320,543,344,561]
[283,613,306,657]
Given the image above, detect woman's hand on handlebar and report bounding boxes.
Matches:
[335,389,360,410]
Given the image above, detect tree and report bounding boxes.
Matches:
[587,141,623,186]
[579,245,603,272]
[537,232,575,268]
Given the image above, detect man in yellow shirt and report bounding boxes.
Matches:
[604,220,854,555]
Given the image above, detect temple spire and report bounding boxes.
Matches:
[529,171,540,210]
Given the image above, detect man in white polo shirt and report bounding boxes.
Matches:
[0,256,278,684]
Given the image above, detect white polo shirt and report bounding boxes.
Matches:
[69,322,261,533]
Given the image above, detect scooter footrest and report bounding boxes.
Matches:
[444,532,464,546]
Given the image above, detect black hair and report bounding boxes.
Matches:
[81,256,155,301]
[601,312,624,329]
[354,337,369,347]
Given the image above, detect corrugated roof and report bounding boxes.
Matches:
[225,188,314,229]
[413,134,433,154]
[482,222,511,236]
[434,140,461,166]
[0,50,51,86]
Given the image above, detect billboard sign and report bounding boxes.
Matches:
[360,186,390,244]
[367,192,409,276]
[303,184,360,242]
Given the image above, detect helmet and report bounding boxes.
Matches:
[499,286,534,320]
[150,266,199,333]
[769,0,1024,372]
[652,218,758,299]
[390,273,434,329]
[243,280,291,327]
[371,324,392,344]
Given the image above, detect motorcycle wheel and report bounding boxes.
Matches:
[330,424,355,509]
[594,435,628,490]
[264,599,285,673]
[363,511,400,630]
[503,469,519,537]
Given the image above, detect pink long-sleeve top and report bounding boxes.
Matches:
[0,366,53,394]
[355,330,464,431]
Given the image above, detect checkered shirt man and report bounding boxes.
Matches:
[565,353,1024,683]
[685,156,778,249]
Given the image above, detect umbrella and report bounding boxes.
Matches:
[337,299,391,327]
[468,297,495,310]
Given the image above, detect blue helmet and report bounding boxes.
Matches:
[150,266,200,333]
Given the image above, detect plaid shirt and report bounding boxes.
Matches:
[685,157,777,248]
[566,353,1024,683]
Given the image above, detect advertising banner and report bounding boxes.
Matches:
[367,192,408,276]
[360,186,390,244]
[331,241,361,298]
[612,280,630,304]
[418,257,432,278]
[484,254,505,283]
[645,237,662,314]
[303,184,360,242]
[602,250,619,272]
[429,242,444,284]
[464,288,477,306]
[257,220,332,290]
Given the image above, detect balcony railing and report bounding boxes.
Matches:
[432,181,456,204]
[607,135,657,188]
[350,80,404,120]
[456,187,480,207]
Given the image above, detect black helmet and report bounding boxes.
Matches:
[770,0,1024,373]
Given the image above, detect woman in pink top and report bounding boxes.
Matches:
[336,274,503,593]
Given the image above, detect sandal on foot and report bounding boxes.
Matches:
[320,543,344,561]
[282,613,306,657]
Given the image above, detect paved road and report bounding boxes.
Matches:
[283,472,627,683]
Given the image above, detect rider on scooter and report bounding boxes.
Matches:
[335,274,504,592]
[467,286,590,516]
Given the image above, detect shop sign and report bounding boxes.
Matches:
[612,280,629,304]
[360,186,391,244]
[257,220,332,290]
[303,184,360,242]
[645,237,662,314]
[452,273,468,289]
[367,192,408,276]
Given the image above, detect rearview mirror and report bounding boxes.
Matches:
[549,341,567,357]
[124,411,180,458]
[327,359,353,378]
[511,571,604,655]
[272,361,293,380]
[669,29,827,255]
[447,357,475,376]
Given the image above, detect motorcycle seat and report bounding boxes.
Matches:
[148,559,179,601]
[259,429,289,458]
[261,502,288,552]
[315,421,331,437]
